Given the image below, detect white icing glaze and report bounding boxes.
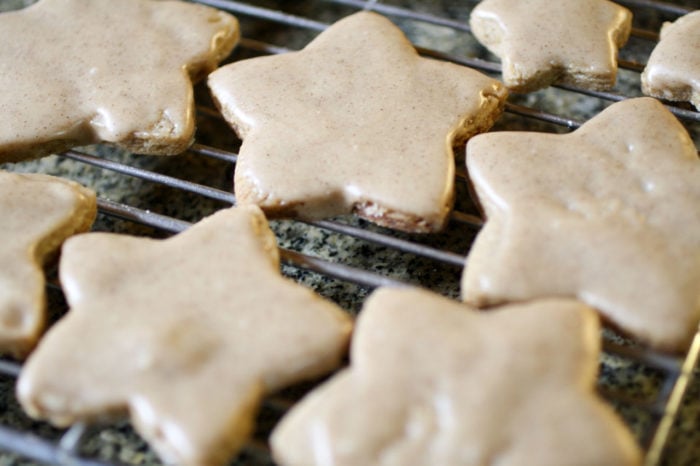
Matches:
[0,171,95,358]
[18,206,351,466]
[463,97,700,351]
[470,0,632,92]
[272,288,641,466]
[0,0,239,162]
[642,11,700,110]
[209,12,506,232]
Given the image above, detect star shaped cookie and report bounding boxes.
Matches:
[208,11,507,233]
[0,171,95,359]
[18,206,352,466]
[642,11,700,111]
[272,287,641,466]
[0,0,239,163]
[469,0,632,92]
[462,97,700,351]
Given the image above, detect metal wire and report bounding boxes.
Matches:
[616,0,693,15]
[62,149,470,266]
[0,0,698,465]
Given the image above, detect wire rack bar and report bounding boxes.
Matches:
[0,425,122,466]
[629,27,661,41]
[329,0,473,32]
[59,151,470,267]
[188,142,238,163]
[616,0,694,15]
[236,37,293,56]
[448,211,484,228]
[97,197,409,289]
[504,102,584,129]
[195,0,327,31]
[58,423,89,455]
[280,247,409,289]
[308,219,467,267]
[63,150,236,204]
[0,359,20,378]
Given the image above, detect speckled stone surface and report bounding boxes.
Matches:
[0,0,698,465]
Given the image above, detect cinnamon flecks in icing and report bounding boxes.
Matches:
[272,288,642,466]
[0,0,239,163]
[208,12,507,233]
[17,206,352,466]
[462,97,700,351]
[469,0,632,93]
[0,171,96,359]
[642,11,700,111]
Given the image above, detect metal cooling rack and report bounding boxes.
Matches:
[0,0,699,465]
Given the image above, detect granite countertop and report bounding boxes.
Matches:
[0,0,699,465]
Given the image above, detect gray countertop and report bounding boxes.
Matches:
[1,0,699,465]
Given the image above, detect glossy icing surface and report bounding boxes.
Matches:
[463,98,700,351]
[470,0,632,92]
[0,171,95,358]
[209,12,507,233]
[0,0,239,162]
[272,288,641,466]
[642,11,700,110]
[18,206,352,466]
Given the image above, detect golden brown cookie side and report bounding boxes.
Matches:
[184,11,240,84]
[450,84,508,147]
[32,178,97,265]
[117,104,196,156]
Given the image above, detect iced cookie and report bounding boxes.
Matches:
[208,12,507,233]
[463,97,700,351]
[272,288,641,466]
[18,206,352,466]
[470,0,632,92]
[642,11,700,111]
[0,0,239,163]
[0,171,96,359]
